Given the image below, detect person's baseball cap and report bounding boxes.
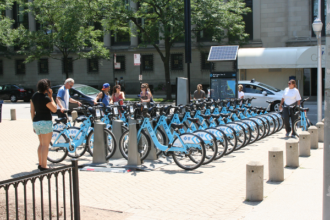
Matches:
[102,83,110,90]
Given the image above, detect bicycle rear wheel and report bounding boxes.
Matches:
[86,128,117,160]
[171,134,206,170]
[193,130,218,165]
[293,119,310,134]
[48,130,68,163]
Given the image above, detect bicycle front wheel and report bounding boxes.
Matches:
[86,128,117,160]
[171,134,206,170]
[67,127,87,158]
[119,129,151,160]
[48,130,69,163]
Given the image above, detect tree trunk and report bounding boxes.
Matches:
[164,43,172,100]
[63,56,69,79]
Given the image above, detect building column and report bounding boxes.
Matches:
[28,0,36,31]
[252,0,261,41]
[104,32,111,47]
[130,1,138,47]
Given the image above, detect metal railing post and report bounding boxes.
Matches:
[71,160,80,220]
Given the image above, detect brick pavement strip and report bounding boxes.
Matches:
[0,119,323,219]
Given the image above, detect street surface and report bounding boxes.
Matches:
[0,99,324,219]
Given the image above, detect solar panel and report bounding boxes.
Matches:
[207,46,239,62]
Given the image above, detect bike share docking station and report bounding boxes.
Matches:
[208,46,239,100]
[81,116,173,172]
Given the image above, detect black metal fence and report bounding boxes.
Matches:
[0,160,80,220]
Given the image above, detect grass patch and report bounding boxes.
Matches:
[125,98,174,103]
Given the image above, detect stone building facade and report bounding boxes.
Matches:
[0,0,324,96]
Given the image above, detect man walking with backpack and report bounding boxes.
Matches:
[94,83,112,106]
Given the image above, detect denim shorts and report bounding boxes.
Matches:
[33,121,53,135]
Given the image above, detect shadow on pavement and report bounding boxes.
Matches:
[11,169,40,178]
[242,200,262,206]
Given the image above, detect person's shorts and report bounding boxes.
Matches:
[33,120,53,135]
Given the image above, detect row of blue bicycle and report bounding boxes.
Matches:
[49,98,285,170]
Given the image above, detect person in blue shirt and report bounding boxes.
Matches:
[94,83,112,106]
[56,78,81,122]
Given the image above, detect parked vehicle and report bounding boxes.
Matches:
[51,84,99,110]
[238,79,284,111]
[0,84,34,102]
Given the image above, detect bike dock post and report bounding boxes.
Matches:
[126,122,143,170]
[111,120,124,159]
[81,121,121,172]
[146,125,158,160]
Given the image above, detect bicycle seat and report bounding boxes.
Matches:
[200,114,211,120]
[229,109,237,113]
[75,116,87,123]
[55,118,67,123]
[171,123,184,129]
[211,114,221,119]
[300,107,309,112]
[266,100,273,104]
[187,117,199,123]
[220,113,230,117]
[236,108,245,112]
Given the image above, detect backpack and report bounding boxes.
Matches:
[99,91,105,102]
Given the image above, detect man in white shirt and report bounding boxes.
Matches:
[56,78,82,122]
[279,80,301,138]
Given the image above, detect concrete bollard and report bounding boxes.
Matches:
[308,126,318,149]
[268,147,284,182]
[286,140,299,167]
[316,122,324,143]
[246,161,264,201]
[299,131,311,156]
[71,110,78,122]
[10,109,16,120]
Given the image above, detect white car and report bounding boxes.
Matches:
[238,80,284,111]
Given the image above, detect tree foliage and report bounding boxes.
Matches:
[0,0,21,56]
[18,0,110,78]
[96,0,250,99]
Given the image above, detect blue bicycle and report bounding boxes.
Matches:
[118,105,206,170]
[48,105,117,163]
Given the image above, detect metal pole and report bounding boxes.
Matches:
[71,160,80,220]
[323,1,330,218]
[187,63,190,98]
[317,32,322,123]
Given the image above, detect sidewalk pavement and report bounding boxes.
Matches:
[0,119,323,219]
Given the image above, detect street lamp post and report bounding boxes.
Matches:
[312,17,323,123]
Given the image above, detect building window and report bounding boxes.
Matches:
[142,55,153,71]
[197,29,214,42]
[312,0,327,36]
[115,56,125,71]
[62,58,73,74]
[13,1,29,29]
[0,60,3,75]
[171,54,183,70]
[88,58,99,73]
[38,59,49,74]
[201,52,212,70]
[111,29,130,46]
[243,0,253,40]
[16,60,26,75]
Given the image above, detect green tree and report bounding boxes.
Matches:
[18,0,110,78]
[0,0,21,56]
[97,0,250,99]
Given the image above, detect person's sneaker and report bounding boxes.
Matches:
[291,134,297,138]
[286,132,290,137]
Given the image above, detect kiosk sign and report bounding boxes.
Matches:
[209,72,237,100]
